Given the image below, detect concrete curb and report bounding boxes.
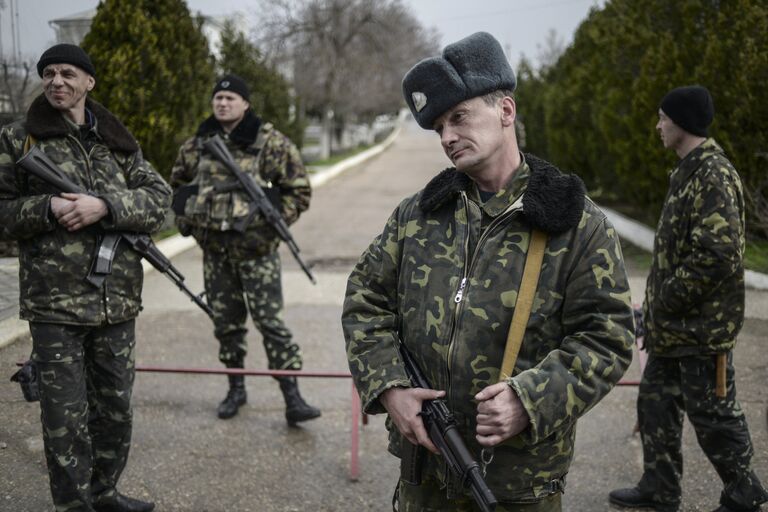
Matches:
[308,109,406,189]
[0,316,28,350]
[602,206,768,291]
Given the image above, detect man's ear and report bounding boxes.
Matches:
[500,96,516,127]
[86,76,96,92]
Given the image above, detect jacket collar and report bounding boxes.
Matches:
[670,138,722,191]
[24,93,139,153]
[419,153,585,234]
[196,109,262,147]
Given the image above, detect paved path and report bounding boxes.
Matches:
[1,120,766,511]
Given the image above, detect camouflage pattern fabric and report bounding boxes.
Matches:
[171,112,309,370]
[170,113,310,256]
[342,155,634,503]
[0,96,171,325]
[637,354,768,510]
[637,139,767,510]
[643,139,745,356]
[397,475,562,512]
[204,248,301,369]
[1,96,167,511]
[30,320,136,512]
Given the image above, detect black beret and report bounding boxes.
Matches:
[660,85,714,137]
[212,74,250,102]
[37,44,96,78]
[402,32,516,129]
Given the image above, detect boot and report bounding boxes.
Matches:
[277,377,321,426]
[609,487,678,512]
[217,373,247,419]
[93,493,155,512]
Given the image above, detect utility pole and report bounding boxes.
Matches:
[14,0,21,63]
[0,0,6,60]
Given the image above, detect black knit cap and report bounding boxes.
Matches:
[660,85,714,137]
[37,43,96,77]
[402,32,516,129]
[212,74,250,102]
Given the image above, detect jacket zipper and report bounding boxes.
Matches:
[68,134,95,190]
[445,193,472,402]
[445,194,524,407]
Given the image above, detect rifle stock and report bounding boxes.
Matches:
[16,146,214,319]
[398,342,498,512]
[202,135,316,284]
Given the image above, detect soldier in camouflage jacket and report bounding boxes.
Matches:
[0,45,169,512]
[610,87,767,512]
[170,75,320,425]
[342,32,634,510]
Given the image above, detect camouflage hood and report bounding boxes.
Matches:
[643,138,745,355]
[343,155,634,501]
[0,95,171,325]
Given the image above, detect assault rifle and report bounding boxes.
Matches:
[202,134,316,284]
[16,146,214,319]
[398,341,498,512]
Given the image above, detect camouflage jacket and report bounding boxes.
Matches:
[0,95,171,325]
[170,111,310,256]
[342,155,634,502]
[643,138,745,356]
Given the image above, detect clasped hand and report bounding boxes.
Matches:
[50,193,108,231]
[380,382,530,452]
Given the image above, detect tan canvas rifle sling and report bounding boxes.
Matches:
[481,228,547,473]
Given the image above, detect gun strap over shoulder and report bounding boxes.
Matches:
[23,134,37,155]
[20,135,37,193]
[499,229,547,381]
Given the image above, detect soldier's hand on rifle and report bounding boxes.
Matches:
[475,382,530,447]
[380,386,445,454]
[51,192,108,231]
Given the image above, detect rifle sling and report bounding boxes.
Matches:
[499,229,547,381]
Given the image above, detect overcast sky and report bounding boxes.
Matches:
[2,0,604,68]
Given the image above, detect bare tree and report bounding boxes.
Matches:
[253,0,439,152]
[1,58,36,123]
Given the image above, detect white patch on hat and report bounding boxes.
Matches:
[221,80,230,88]
[412,92,427,112]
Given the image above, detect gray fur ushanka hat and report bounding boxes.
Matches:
[402,31,516,129]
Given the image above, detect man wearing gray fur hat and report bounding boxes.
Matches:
[342,32,634,511]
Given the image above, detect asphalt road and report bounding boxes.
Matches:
[1,120,766,511]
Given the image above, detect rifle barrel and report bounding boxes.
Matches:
[202,135,316,284]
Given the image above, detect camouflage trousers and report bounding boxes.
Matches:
[203,248,302,370]
[637,353,768,511]
[29,320,136,512]
[396,476,562,512]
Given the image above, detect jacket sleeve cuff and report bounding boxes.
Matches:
[362,378,412,415]
[30,194,57,233]
[506,376,540,445]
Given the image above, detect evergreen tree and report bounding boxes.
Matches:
[521,0,768,235]
[216,20,303,145]
[82,0,214,177]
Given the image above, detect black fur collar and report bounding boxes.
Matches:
[419,153,585,234]
[196,109,262,147]
[24,94,139,153]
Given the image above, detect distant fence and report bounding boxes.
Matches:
[301,114,397,163]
